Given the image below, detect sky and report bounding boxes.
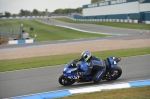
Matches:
[0,0,91,14]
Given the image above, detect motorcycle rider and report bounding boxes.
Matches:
[73,50,106,82]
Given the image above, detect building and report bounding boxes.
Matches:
[74,0,150,24]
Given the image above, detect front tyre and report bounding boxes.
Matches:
[106,66,122,81]
[59,75,76,86]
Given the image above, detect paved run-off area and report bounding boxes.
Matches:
[0,38,150,60]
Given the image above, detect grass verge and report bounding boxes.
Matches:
[0,47,150,72]
[58,86,150,99]
[54,18,150,30]
[0,19,107,42]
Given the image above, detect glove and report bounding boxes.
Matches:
[73,58,79,63]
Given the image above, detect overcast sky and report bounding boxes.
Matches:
[0,0,91,14]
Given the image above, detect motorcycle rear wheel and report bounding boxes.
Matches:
[106,66,122,81]
[59,75,76,86]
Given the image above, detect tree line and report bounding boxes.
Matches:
[1,7,82,17]
[52,7,82,14]
[1,0,104,17]
[2,9,47,17]
[91,0,105,3]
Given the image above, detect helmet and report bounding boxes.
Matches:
[81,51,91,61]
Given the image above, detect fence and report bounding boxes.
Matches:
[0,26,20,40]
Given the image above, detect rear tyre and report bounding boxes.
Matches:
[106,66,122,81]
[59,75,76,86]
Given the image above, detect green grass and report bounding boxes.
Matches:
[57,86,150,99]
[0,47,150,72]
[54,18,150,30]
[0,19,107,42]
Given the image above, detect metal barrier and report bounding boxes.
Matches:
[0,26,20,40]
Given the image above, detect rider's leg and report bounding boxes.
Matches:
[92,68,106,82]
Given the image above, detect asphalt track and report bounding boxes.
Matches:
[0,19,150,98]
[0,55,150,98]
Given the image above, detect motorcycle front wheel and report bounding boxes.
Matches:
[59,75,76,86]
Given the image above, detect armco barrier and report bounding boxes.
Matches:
[1,16,149,24]
[8,79,150,99]
[8,39,35,44]
[142,21,150,24]
[73,18,140,24]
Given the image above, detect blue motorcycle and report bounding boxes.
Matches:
[59,56,122,86]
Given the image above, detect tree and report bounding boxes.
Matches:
[91,0,105,3]
[57,9,63,14]
[62,8,69,14]
[32,9,38,16]
[20,9,25,16]
[25,10,31,16]
[77,7,82,13]
[5,11,11,17]
[19,9,32,16]
[0,12,3,17]
[12,14,19,17]
[18,9,48,16]
[52,7,82,14]
[41,11,46,16]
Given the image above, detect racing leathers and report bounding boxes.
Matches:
[74,56,106,82]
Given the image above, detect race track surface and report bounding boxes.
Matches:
[0,55,150,98]
[38,19,140,34]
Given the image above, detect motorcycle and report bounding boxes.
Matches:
[59,56,122,86]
